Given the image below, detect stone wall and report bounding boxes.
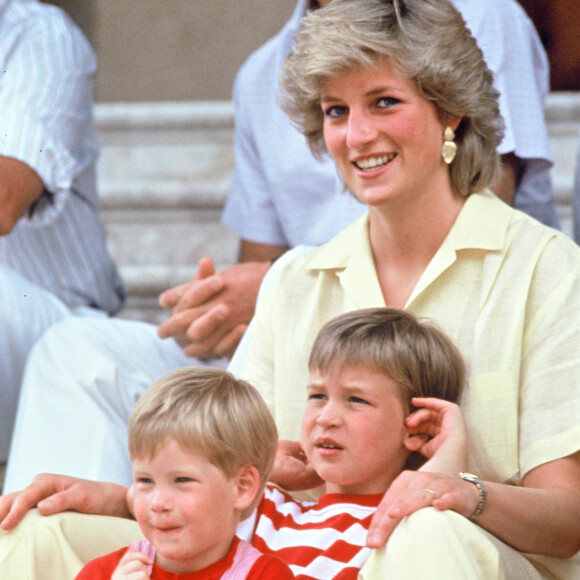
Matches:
[45,0,580,103]
[46,0,293,102]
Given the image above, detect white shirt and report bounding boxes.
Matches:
[222,0,559,248]
[0,0,125,313]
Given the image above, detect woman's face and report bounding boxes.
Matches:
[321,61,455,211]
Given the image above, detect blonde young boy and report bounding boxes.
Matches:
[75,368,294,579]
[77,307,467,579]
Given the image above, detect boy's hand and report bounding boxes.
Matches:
[405,397,468,473]
[366,398,470,548]
[269,440,324,491]
[112,550,153,580]
[0,474,131,530]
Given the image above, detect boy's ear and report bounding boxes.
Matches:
[232,464,261,512]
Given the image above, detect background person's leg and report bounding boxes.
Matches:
[0,265,70,463]
[4,316,225,491]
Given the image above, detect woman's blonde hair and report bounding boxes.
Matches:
[280,0,504,197]
[129,367,277,508]
[309,308,465,409]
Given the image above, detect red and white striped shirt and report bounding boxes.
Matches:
[241,485,383,580]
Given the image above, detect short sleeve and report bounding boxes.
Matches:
[519,236,580,476]
[221,68,286,244]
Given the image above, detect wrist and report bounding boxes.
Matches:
[454,472,487,520]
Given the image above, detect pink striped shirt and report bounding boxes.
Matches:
[129,537,263,579]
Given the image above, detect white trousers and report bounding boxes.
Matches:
[0,264,70,464]
[4,316,226,492]
[0,508,576,579]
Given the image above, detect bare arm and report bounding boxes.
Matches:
[476,452,580,558]
[491,153,521,206]
[366,451,580,558]
[157,239,288,359]
[0,474,132,531]
[0,156,44,234]
[240,239,288,263]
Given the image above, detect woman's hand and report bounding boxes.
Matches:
[365,470,480,548]
[112,550,153,580]
[0,473,131,530]
[268,440,324,491]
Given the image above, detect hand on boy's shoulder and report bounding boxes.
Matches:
[269,440,324,491]
[0,474,131,531]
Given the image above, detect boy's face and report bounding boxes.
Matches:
[302,363,411,495]
[131,438,244,574]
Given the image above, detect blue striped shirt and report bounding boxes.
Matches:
[0,0,125,314]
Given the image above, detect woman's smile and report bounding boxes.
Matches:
[353,153,397,172]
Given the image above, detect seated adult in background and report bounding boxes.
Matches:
[0,0,124,463]
[2,0,560,493]
[1,0,579,578]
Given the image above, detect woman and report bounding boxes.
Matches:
[1,0,579,577]
[229,0,580,576]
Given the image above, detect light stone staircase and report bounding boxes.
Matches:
[97,93,580,325]
[97,101,239,323]
[546,92,580,236]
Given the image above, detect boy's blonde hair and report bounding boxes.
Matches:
[309,308,465,410]
[129,367,278,502]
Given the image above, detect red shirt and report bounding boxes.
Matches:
[76,536,293,579]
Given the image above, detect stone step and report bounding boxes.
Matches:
[95,101,239,322]
[546,91,580,234]
[94,93,580,323]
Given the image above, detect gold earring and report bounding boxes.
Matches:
[441,127,457,165]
